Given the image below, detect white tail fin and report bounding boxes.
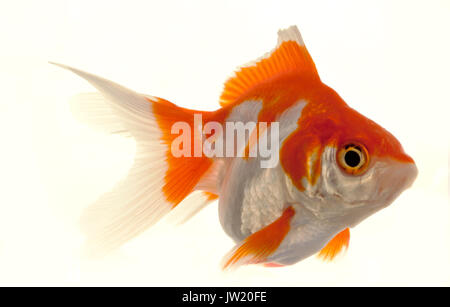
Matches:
[51,62,221,257]
[69,92,130,136]
[51,63,174,256]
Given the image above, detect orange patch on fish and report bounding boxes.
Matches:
[151,98,228,207]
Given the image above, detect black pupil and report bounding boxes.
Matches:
[344,150,361,168]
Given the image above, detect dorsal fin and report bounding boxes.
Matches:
[219,25,320,107]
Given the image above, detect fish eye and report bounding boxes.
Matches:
[337,143,369,175]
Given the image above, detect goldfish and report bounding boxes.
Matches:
[51,25,417,269]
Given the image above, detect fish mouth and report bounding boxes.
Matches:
[359,160,418,211]
[377,160,418,197]
[330,160,418,225]
[402,162,418,189]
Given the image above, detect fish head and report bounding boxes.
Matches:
[281,89,418,225]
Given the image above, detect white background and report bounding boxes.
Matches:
[0,0,449,286]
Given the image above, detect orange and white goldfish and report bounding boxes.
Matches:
[52,25,417,269]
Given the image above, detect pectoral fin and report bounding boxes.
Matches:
[317,228,350,261]
[222,206,295,270]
